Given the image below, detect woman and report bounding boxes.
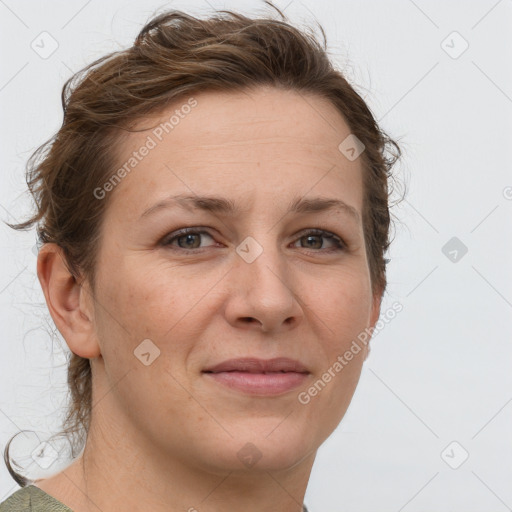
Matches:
[1,3,401,511]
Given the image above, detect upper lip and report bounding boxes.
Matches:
[202,357,309,374]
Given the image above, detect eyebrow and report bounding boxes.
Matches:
[140,194,360,223]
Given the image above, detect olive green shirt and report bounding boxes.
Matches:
[0,485,72,511]
[0,485,310,511]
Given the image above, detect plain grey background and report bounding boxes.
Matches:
[1,1,511,510]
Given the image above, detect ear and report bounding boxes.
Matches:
[363,288,383,361]
[37,243,101,359]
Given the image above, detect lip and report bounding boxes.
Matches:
[203,357,309,374]
[202,357,310,396]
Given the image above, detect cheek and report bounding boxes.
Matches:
[302,275,371,434]
[90,265,199,419]
[306,266,373,342]
[94,261,213,370]
[98,259,185,330]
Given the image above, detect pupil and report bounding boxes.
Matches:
[305,235,321,249]
[180,234,199,248]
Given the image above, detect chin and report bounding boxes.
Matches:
[195,421,318,474]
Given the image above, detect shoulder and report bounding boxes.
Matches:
[0,485,73,512]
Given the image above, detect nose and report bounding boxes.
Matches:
[223,239,303,333]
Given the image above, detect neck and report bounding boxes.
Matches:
[36,398,315,512]
[83,419,313,511]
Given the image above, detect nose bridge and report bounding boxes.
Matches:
[236,231,291,294]
[227,231,299,330]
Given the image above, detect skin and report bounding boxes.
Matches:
[34,86,382,512]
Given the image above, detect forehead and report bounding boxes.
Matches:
[107,86,364,220]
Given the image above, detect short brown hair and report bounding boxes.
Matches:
[3,2,402,486]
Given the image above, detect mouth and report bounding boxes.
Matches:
[202,357,310,396]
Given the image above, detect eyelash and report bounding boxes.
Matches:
[161,227,346,254]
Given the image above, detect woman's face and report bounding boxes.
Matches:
[84,86,381,474]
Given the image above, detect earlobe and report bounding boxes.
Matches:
[37,243,101,359]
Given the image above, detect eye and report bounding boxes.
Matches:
[161,227,346,253]
[161,228,217,250]
[291,229,345,252]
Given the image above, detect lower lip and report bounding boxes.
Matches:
[203,371,309,395]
